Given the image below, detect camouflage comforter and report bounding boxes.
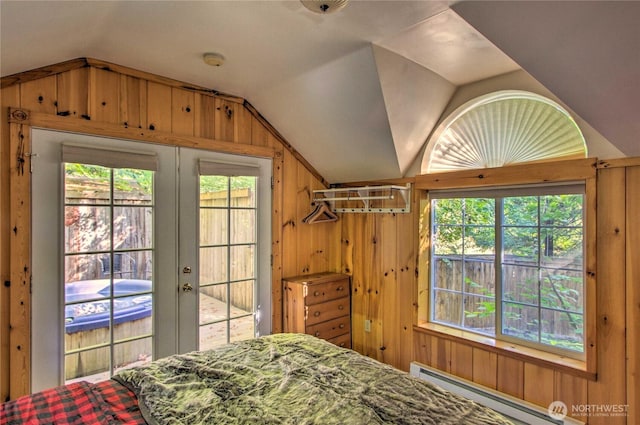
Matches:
[113,333,512,425]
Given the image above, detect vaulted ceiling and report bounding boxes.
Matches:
[1,1,637,183]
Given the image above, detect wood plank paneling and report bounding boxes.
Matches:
[85,58,244,104]
[432,337,451,372]
[271,152,284,333]
[523,364,554,409]
[350,213,379,358]
[214,98,236,141]
[251,116,270,147]
[363,214,380,360]
[120,75,147,129]
[57,68,88,119]
[396,208,417,371]
[413,332,431,367]
[626,166,640,425]
[380,213,398,367]
[88,68,119,123]
[1,85,20,402]
[449,341,473,381]
[346,213,364,352]
[1,58,87,89]
[194,94,215,139]
[317,205,339,273]
[21,110,275,159]
[588,167,627,425]
[419,333,446,370]
[496,355,523,399]
[281,150,298,278]
[472,348,497,389]
[295,161,313,275]
[9,122,31,398]
[555,372,588,421]
[20,76,56,114]
[146,81,172,132]
[234,104,252,144]
[584,176,597,373]
[171,88,195,136]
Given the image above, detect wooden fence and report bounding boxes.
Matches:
[199,188,255,313]
[433,256,584,346]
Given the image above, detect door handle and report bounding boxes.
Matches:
[182,283,193,292]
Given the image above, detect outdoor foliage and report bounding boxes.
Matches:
[431,193,584,353]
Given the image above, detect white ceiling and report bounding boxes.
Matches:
[1,1,637,183]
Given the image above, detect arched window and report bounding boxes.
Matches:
[422,90,587,173]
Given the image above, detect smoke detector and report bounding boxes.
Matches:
[203,52,225,67]
[300,0,349,14]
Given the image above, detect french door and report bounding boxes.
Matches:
[31,129,271,391]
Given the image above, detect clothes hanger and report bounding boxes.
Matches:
[302,201,338,224]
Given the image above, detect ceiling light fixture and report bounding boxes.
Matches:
[203,52,225,67]
[300,0,349,14]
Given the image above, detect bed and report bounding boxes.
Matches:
[1,333,513,424]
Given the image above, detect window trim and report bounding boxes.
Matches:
[416,158,597,377]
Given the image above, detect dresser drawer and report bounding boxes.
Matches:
[305,297,349,326]
[306,315,350,341]
[327,333,351,349]
[283,273,351,342]
[304,278,350,305]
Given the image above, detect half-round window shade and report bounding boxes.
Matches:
[422,90,587,173]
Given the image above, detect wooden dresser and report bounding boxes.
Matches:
[282,272,351,348]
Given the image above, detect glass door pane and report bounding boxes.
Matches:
[198,176,257,350]
[63,164,154,383]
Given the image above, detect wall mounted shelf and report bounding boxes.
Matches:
[313,183,411,213]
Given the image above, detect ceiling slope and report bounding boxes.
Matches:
[452,0,640,157]
[250,44,400,183]
[372,45,456,176]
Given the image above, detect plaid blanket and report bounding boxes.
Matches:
[0,380,144,425]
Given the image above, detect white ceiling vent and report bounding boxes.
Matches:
[422,90,587,173]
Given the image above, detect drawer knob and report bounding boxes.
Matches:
[339,324,345,329]
[314,291,321,297]
[337,286,344,291]
[338,305,344,310]
[339,342,346,347]
[314,311,321,317]
[315,331,320,337]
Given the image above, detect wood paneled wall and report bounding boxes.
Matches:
[0,59,341,400]
[341,207,418,371]
[343,164,640,424]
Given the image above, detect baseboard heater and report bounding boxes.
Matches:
[409,362,584,425]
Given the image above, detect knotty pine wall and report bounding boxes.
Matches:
[0,59,341,400]
[340,193,418,372]
[343,163,639,424]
